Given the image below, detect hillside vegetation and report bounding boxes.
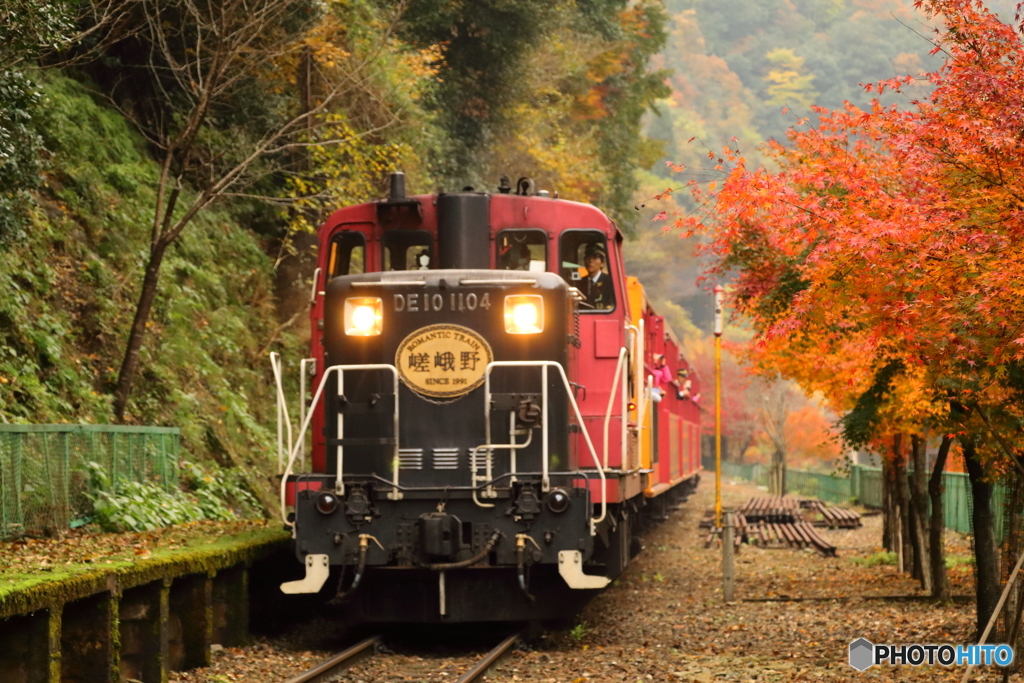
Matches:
[650,0,1015,176]
[0,0,668,510]
[0,75,284,506]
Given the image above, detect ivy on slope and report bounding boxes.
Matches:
[0,75,293,513]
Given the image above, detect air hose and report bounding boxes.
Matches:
[424,530,502,571]
[516,533,539,602]
[329,534,382,604]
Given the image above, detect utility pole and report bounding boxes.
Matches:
[722,510,735,601]
[714,284,724,527]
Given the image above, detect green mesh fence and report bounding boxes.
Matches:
[0,425,180,539]
[701,457,769,487]
[852,466,883,508]
[786,469,852,505]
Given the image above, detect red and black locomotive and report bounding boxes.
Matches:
[275,174,701,623]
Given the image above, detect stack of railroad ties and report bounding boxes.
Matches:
[699,496,862,557]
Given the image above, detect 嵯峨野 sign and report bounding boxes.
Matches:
[395,324,494,398]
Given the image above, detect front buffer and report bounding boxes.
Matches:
[286,483,605,623]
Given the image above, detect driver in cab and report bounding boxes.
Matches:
[581,247,614,310]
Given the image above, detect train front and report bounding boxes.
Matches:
[281,193,609,623]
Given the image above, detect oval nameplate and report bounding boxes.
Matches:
[395,324,494,398]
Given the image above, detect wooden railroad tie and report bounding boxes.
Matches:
[700,495,860,556]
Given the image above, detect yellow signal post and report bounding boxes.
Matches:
[714,285,724,528]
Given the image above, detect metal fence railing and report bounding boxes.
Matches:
[0,424,180,538]
[702,456,1009,539]
[786,468,853,505]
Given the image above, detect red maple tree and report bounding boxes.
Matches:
[662,0,1024,633]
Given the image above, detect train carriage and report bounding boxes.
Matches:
[273,174,700,623]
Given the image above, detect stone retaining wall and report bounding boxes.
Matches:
[0,528,288,683]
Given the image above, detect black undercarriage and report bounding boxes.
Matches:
[285,474,699,623]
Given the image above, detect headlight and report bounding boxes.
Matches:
[344,297,382,336]
[504,295,544,334]
[315,492,339,515]
[547,488,570,513]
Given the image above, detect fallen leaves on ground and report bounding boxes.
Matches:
[0,519,273,589]
[484,476,1016,682]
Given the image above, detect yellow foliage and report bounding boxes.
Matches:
[764,48,817,110]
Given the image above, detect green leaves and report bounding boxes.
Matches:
[0,1,75,69]
[0,70,45,242]
[0,0,78,242]
[840,361,905,450]
[84,460,254,533]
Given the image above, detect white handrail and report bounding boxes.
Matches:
[636,318,645,416]
[270,352,293,472]
[279,364,400,527]
[469,428,534,508]
[602,347,628,470]
[625,323,640,470]
[485,361,607,527]
[542,364,549,489]
[309,267,321,304]
[298,358,315,471]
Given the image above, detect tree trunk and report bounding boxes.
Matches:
[892,434,913,575]
[964,435,1001,641]
[113,240,168,422]
[929,434,952,600]
[1005,588,1024,682]
[882,455,893,552]
[769,448,786,497]
[1002,472,1023,680]
[907,497,921,580]
[910,433,931,592]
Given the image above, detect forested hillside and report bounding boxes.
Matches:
[651,0,1015,175]
[0,0,668,505]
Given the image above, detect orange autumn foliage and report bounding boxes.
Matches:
[668,0,1024,471]
[784,405,844,468]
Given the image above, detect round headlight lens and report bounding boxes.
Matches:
[547,488,571,514]
[351,305,377,330]
[315,492,340,515]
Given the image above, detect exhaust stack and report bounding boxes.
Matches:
[437,193,490,269]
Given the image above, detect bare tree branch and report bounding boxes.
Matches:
[104,0,412,420]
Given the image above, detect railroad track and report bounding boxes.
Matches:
[283,631,522,683]
[283,635,380,683]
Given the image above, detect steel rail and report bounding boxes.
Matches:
[454,631,522,683]
[284,630,520,683]
[282,635,380,683]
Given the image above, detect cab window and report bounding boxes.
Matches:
[560,231,615,312]
[383,230,433,271]
[496,230,547,272]
[327,231,366,278]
